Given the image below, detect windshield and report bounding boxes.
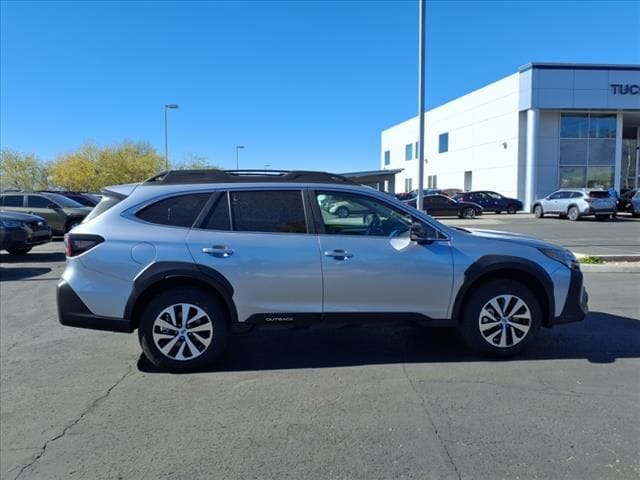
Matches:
[41,192,84,208]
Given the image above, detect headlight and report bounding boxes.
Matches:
[1,220,22,228]
[539,247,580,271]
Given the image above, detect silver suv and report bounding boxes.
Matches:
[532,188,616,221]
[57,170,588,371]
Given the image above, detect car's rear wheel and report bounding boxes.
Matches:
[460,280,541,357]
[6,246,32,255]
[534,205,544,218]
[507,205,518,214]
[336,206,349,218]
[568,206,580,221]
[461,207,476,219]
[138,288,229,372]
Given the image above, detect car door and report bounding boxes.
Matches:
[542,191,563,213]
[186,189,323,323]
[26,195,66,232]
[424,195,449,216]
[311,189,454,319]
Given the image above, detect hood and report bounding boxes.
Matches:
[464,228,560,250]
[0,211,47,222]
[64,207,93,215]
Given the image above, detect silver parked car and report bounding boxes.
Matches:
[57,170,588,372]
[532,188,616,221]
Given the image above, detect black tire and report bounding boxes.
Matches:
[507,205,518,214]
[633,213,640,218]
[595,214,609,221]
[558,213,568,219]
[568,206,580,221]
[533,204,544,218]
[459,279,542,357]
[138,287,229,372]
[7,246,32,255]
[336,206,349,218]
[462,207,476,219]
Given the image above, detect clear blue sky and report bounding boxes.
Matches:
[1,0,639,172]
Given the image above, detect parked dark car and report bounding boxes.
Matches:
[616,188,639,216]
[0,192,92,235]
[408,194,483,218]
[453,191,523,214]
[42,191,99,207]
[0,211,52,255]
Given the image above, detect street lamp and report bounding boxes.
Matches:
[164,104,179,170]
[235,145,245,169]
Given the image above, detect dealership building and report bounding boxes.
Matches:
[380,63,640,207]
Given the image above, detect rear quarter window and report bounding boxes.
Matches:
[83,195,124,223]
[136,193,211,228]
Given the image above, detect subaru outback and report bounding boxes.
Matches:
[57,170,588,372]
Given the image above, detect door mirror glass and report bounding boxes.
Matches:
[410,222,442,244]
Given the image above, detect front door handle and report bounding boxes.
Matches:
[202,245,234,257]
[324,249,354,260]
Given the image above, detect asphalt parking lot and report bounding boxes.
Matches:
[1,221,639,480]
[442,212,640,257]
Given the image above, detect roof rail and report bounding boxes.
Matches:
[143,169,359,185]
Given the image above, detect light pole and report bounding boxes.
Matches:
[235,145,245,169]
[164,104,179,170]
[416,0,426,211]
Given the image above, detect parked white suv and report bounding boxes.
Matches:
[532,188,616,221]
[57,170,588,372]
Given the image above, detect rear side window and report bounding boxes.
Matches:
[230,190,307,233]
[588,191,610,199]
[83,195,124,223]
[136,193,210,228]
[1,195,23,207]
[200,193,231,231]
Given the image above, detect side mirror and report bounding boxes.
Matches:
[410,222,441,244]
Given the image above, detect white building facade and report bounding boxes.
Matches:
[381,63,640,208]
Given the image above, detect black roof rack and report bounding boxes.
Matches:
[143,169,359,185]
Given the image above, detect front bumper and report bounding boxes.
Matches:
[551,268,588,325]
[57,280,133,333]
[2,227,51,249]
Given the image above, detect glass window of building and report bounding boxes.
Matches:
[405,143,413,161]
[404,178,412,193]
[559,113,617,188]
[439,133,449,153]
[384,150,390,166]
[428,175,437,188]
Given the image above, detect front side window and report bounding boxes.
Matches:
[230,190,306,234]
[200,193,231,231]
[1,195,23,207]
[27,195,53,208]
[316,191,413,238]
[136,193,210,228]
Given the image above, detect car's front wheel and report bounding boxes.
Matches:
[138,287,229,372]
[534,205,544,218]
[460,279,541,357]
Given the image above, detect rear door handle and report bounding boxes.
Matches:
[324,249,354,260]
[202,245,234,257]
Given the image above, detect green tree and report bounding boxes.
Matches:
[172,153,222,170]
[0,149,49,191]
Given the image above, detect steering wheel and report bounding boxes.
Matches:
[364,213,383,236]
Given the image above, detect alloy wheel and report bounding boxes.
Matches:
[463,207,476,219]
[152,303,213,360]
[478,294,532,348]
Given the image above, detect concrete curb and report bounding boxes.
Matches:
[579,263,640,273]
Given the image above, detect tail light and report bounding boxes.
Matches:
[65,234,104,257]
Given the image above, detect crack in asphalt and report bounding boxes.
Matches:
[401,363,463,480]
[11,366,133,480]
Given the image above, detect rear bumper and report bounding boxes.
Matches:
[57,280,132,333]
[551,269,588,325]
